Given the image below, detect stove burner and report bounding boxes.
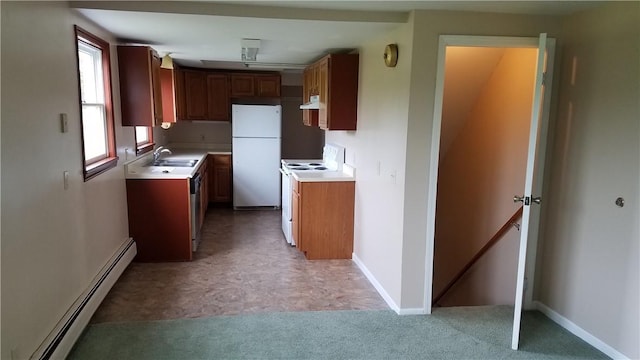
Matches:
[309,163,322,166]
[292,166,310,170]
[314,166,328,170]
[287,163,302,167]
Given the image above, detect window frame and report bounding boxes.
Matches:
[75,25,118,181]
[135,126,155,155]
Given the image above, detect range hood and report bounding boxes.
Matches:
[300,95,319,110]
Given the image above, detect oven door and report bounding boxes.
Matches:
[280,167,293,245]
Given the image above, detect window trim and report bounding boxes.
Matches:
[75,25,118,181]
[135,126,155,155]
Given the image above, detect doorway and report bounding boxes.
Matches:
[423,35,556,350]
[432,46,538,307]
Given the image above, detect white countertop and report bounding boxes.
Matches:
[291,164,356,182]
[125,147,231,180]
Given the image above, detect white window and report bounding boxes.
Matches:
[75,26,117,180]
[78,42,107,162]
[135,126,154,155]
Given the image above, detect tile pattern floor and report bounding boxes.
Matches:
[91,208,388,323]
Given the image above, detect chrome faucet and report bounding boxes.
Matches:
[153,146,172,163]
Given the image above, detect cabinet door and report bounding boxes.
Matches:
[210,155,232,203]
[230,74,255,97]
[255,75,281,97]
[302,68,311,103]
[207,74,230,121]
[312,63,320,95]
[160,68,177,123]
[150,52,163,125]
[174,67,186,120]
[208,155,216,203]
[184,71,208,120]
[117,46,158,127]
[317,58,329,129]
[302,109,318,127]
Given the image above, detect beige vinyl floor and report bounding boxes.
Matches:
[91,208,388,323]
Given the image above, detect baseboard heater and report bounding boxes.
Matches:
[31,238,137,360]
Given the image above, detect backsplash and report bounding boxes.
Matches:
[164,121,232,145]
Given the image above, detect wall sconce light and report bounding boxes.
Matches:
[241,39,260,62]
[160,54,174,69]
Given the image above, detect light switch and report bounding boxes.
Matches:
[60,113,68,133]
[63,171,69,190]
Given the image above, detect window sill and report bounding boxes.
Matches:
[85,156,118,181]
[136,142,155,156]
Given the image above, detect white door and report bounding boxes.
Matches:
[511,33,554,350]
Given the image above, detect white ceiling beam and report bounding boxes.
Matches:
[69,1,409,23]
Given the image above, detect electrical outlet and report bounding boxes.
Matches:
[60,113,68,133]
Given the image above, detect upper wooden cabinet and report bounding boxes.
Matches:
[319,54,359,131]
[183,70,208,120]
[302,54,359,131]
[207,74,230,121]
[117,45,163,126]
[230,74,254,97]
[255,75,281,97]
[231,73,280,98]
[159,68,177,124]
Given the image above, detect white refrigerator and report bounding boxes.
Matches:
[232,104,282,208]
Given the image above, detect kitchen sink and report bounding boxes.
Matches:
[146,159,198,167]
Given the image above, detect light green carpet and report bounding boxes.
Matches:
[69,306,607,359]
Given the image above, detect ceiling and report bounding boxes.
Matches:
[72,1,603,71]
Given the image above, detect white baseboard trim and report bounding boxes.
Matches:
[398,308,428,315]
[352,253,402,314]
[534,301,628,359]
[31,238,137,360]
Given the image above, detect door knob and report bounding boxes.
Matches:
[514,195,525,203]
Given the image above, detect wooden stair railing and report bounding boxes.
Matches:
[432,206,524,307]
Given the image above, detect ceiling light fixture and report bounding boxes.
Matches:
[241,39,260,62]
[160,53,174,69]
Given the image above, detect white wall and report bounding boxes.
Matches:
[326,20,414,307]
[1,3,134,358]
[537,2,640,358]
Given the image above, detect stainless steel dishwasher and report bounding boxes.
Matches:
[190,173,201,251]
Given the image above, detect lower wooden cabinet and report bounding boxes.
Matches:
[208,154,232,204]
[126,178,192,262]
[292,179,355,259]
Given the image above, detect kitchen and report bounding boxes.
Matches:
[119,45,361,260]
[87,26,382,334]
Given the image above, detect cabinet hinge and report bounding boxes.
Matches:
[542,71,547,86]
